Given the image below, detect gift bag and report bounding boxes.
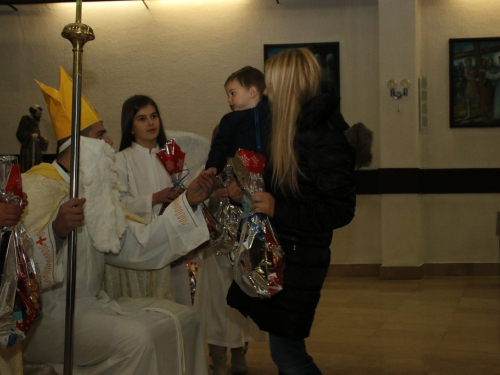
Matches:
[0,230,18,346]
[0,156,42,349]
[228,149,284,298]
[212,165,243,255]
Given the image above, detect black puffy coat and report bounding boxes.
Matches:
[227,93,356,339]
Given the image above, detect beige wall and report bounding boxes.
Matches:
[0,0,379,156]
[1,0,499,267]
[416,0,500,265]
[333,0,500,267]
[420,0,500,168]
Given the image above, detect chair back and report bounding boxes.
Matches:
[166,130,211,182]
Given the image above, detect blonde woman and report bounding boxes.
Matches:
[227,49,356,374]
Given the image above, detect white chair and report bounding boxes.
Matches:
[168,129,212,180]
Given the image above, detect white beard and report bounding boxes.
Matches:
[79,137,127,253]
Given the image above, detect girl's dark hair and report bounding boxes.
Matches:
[119,95,167,151]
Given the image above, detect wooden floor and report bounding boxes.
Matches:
[210,276,500,375]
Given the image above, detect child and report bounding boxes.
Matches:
[205,66,270,174]
[195,66,269,375]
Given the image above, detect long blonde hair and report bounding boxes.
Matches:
[265,48,322,196]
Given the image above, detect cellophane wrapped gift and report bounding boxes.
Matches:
[0,229,18,346]
[156,139,223,303]
[228,149,284,298]
[156,139,223,249]
[212,165,243,255]
[0,157,42,349]
[155,139,187,215]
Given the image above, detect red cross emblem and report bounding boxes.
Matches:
[36,236,47,245]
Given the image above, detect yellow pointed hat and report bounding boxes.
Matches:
[36,66,102,141]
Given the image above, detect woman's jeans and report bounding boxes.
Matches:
[269,333,322,375]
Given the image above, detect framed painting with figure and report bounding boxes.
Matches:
[449,37,500,128]
[264,42,340,97]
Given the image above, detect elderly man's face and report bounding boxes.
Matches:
[86,122,114,146]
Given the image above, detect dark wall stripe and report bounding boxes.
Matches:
[421,169,500,194]
[2,154,499,194]
[356,168,500,194]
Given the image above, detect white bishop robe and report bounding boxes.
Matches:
[21,161,209,375]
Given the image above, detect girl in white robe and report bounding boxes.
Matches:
[112,95,193,305]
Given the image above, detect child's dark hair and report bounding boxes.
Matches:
[225,66,266,97]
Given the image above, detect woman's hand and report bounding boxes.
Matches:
[251,191,275,218]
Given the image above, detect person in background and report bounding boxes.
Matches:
[227,49,356,375]
[197,66,270,375]
[16,105,49,172]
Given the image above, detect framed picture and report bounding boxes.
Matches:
[449,37,500,128]
[264,42,340,96]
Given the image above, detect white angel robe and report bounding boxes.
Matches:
[113,142,195,305]
[194,244,268,348]
[22,162,209,375]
